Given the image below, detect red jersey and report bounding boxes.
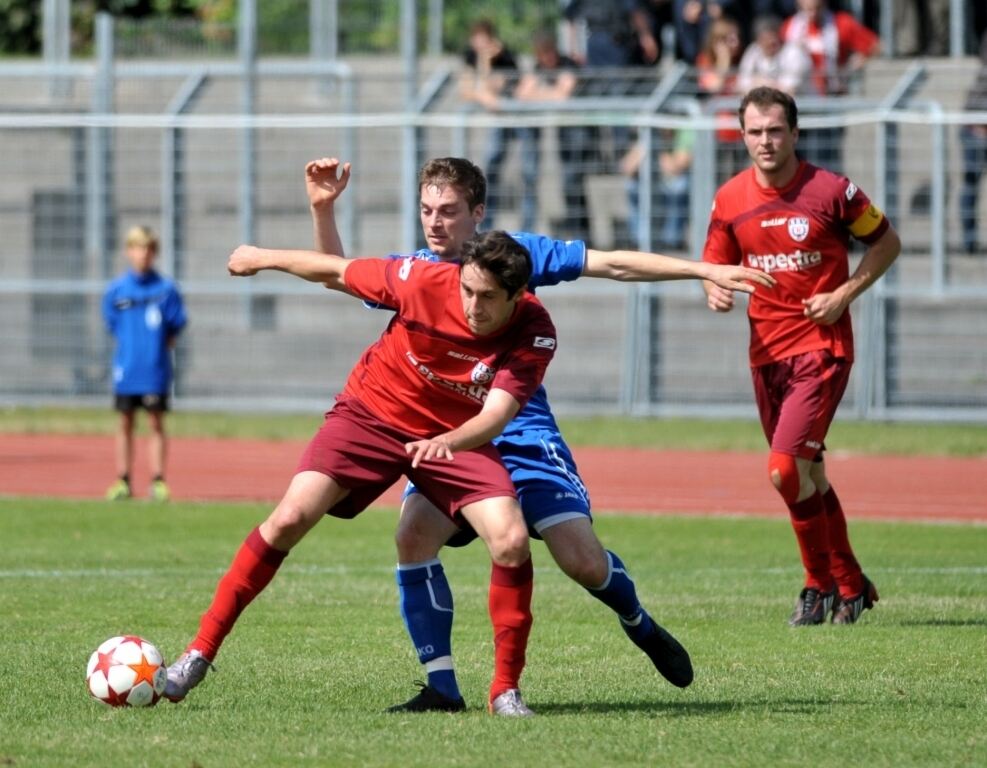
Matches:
[339,257,557,438]
[702,161,889,367]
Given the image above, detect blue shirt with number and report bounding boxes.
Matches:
[102,269,187,395]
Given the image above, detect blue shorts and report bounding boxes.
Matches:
[404,429,591,546]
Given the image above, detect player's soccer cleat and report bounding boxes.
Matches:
[636,623,694,688]
[789,586,838,626]
[149,479,170,502]
[105,478,132,501]
[164,649,214,702]
[489,688,534,717]
[832,575,879,625]
[386,681,466,713]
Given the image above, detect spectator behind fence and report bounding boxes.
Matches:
[960,30,987,255]
[781,0,879,170]
[459,19,535,231]
[515,30,592,241]
[635,0,675,65]
[737,14,812,95]
[102,225,187,503]
[563,0,660,68]
[673,1,745,64]
[697,16,748,181]
[894,0,950,57]
[621,127,695,250]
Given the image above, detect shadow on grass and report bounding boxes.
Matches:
[533,698,859,717]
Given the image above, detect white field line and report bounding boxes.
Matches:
[1,565,985,580]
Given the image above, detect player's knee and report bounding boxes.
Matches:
[394,517,441,562]
[486,524,530,567]
[768,451,801,504]
[266,500,318,549]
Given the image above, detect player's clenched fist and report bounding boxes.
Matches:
[705,283,736,313]
[228,245,260,276]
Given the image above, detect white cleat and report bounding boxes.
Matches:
[489,688,535,717]
[164,649,214,702]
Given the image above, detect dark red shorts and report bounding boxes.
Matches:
[751,349,851,460]
[296,397,516,521]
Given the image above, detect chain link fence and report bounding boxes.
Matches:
[2,45,986,420]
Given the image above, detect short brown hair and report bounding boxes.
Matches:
[460,231,531,297]
[738,86,799,131]
[418,157,487,211]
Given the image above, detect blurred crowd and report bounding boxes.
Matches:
[458,0,987,251]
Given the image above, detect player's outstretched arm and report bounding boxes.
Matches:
[228,244,350,291]
[583,248,774,293]
[405,389,522,468]
[802,225,901,326]
[305,157,350,257]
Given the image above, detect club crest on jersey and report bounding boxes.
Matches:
[845,182,857,201]
[787,217,810,242]
[470,361,494,384]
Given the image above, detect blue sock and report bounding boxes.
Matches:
[586,551,656,645]
[396,559,460,700]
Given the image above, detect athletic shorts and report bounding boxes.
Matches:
[297,397,516,522]
[114,393,169,413]
[405,428,592,547]
[751,349,851,460]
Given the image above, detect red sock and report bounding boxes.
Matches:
[821,486,863,598]
[190,527,288,660]
[488,557,533,703]
[787,492,835,592]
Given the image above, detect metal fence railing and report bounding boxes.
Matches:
[2,51,986,421]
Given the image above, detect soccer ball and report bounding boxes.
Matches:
[85,635,167,707]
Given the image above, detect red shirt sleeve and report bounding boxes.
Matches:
[835,176,890,245]
[489,299,557,409]
[836,12,879,59]
[343,256,442,309]
[702,188,743,266]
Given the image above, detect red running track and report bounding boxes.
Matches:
[1,434,985,523]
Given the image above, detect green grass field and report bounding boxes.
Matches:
[1,498,984,767]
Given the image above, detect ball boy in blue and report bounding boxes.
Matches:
[305,156,773,710]
[102,226,187,502]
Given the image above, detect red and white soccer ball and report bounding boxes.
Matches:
[86,635,167,707]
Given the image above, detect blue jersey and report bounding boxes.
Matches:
[397,232,586,440]
[102,269,187,395]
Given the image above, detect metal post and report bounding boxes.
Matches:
[949,0,965,57]
[879,0,894,57]
[239,0,257,324]
[310,0,338,95]
[87,13,114,281]
[637,127,653,253]
[401,0,419,253]
[929,104,946,295]
[428,0,443,56]
[162,72,208,282]
[43,0,71,99]
[341,76,358,252]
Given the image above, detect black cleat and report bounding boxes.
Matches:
[789,586,838,626]
[832,575,879,625]
[386,682,466,713]
[636,623,694,688]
